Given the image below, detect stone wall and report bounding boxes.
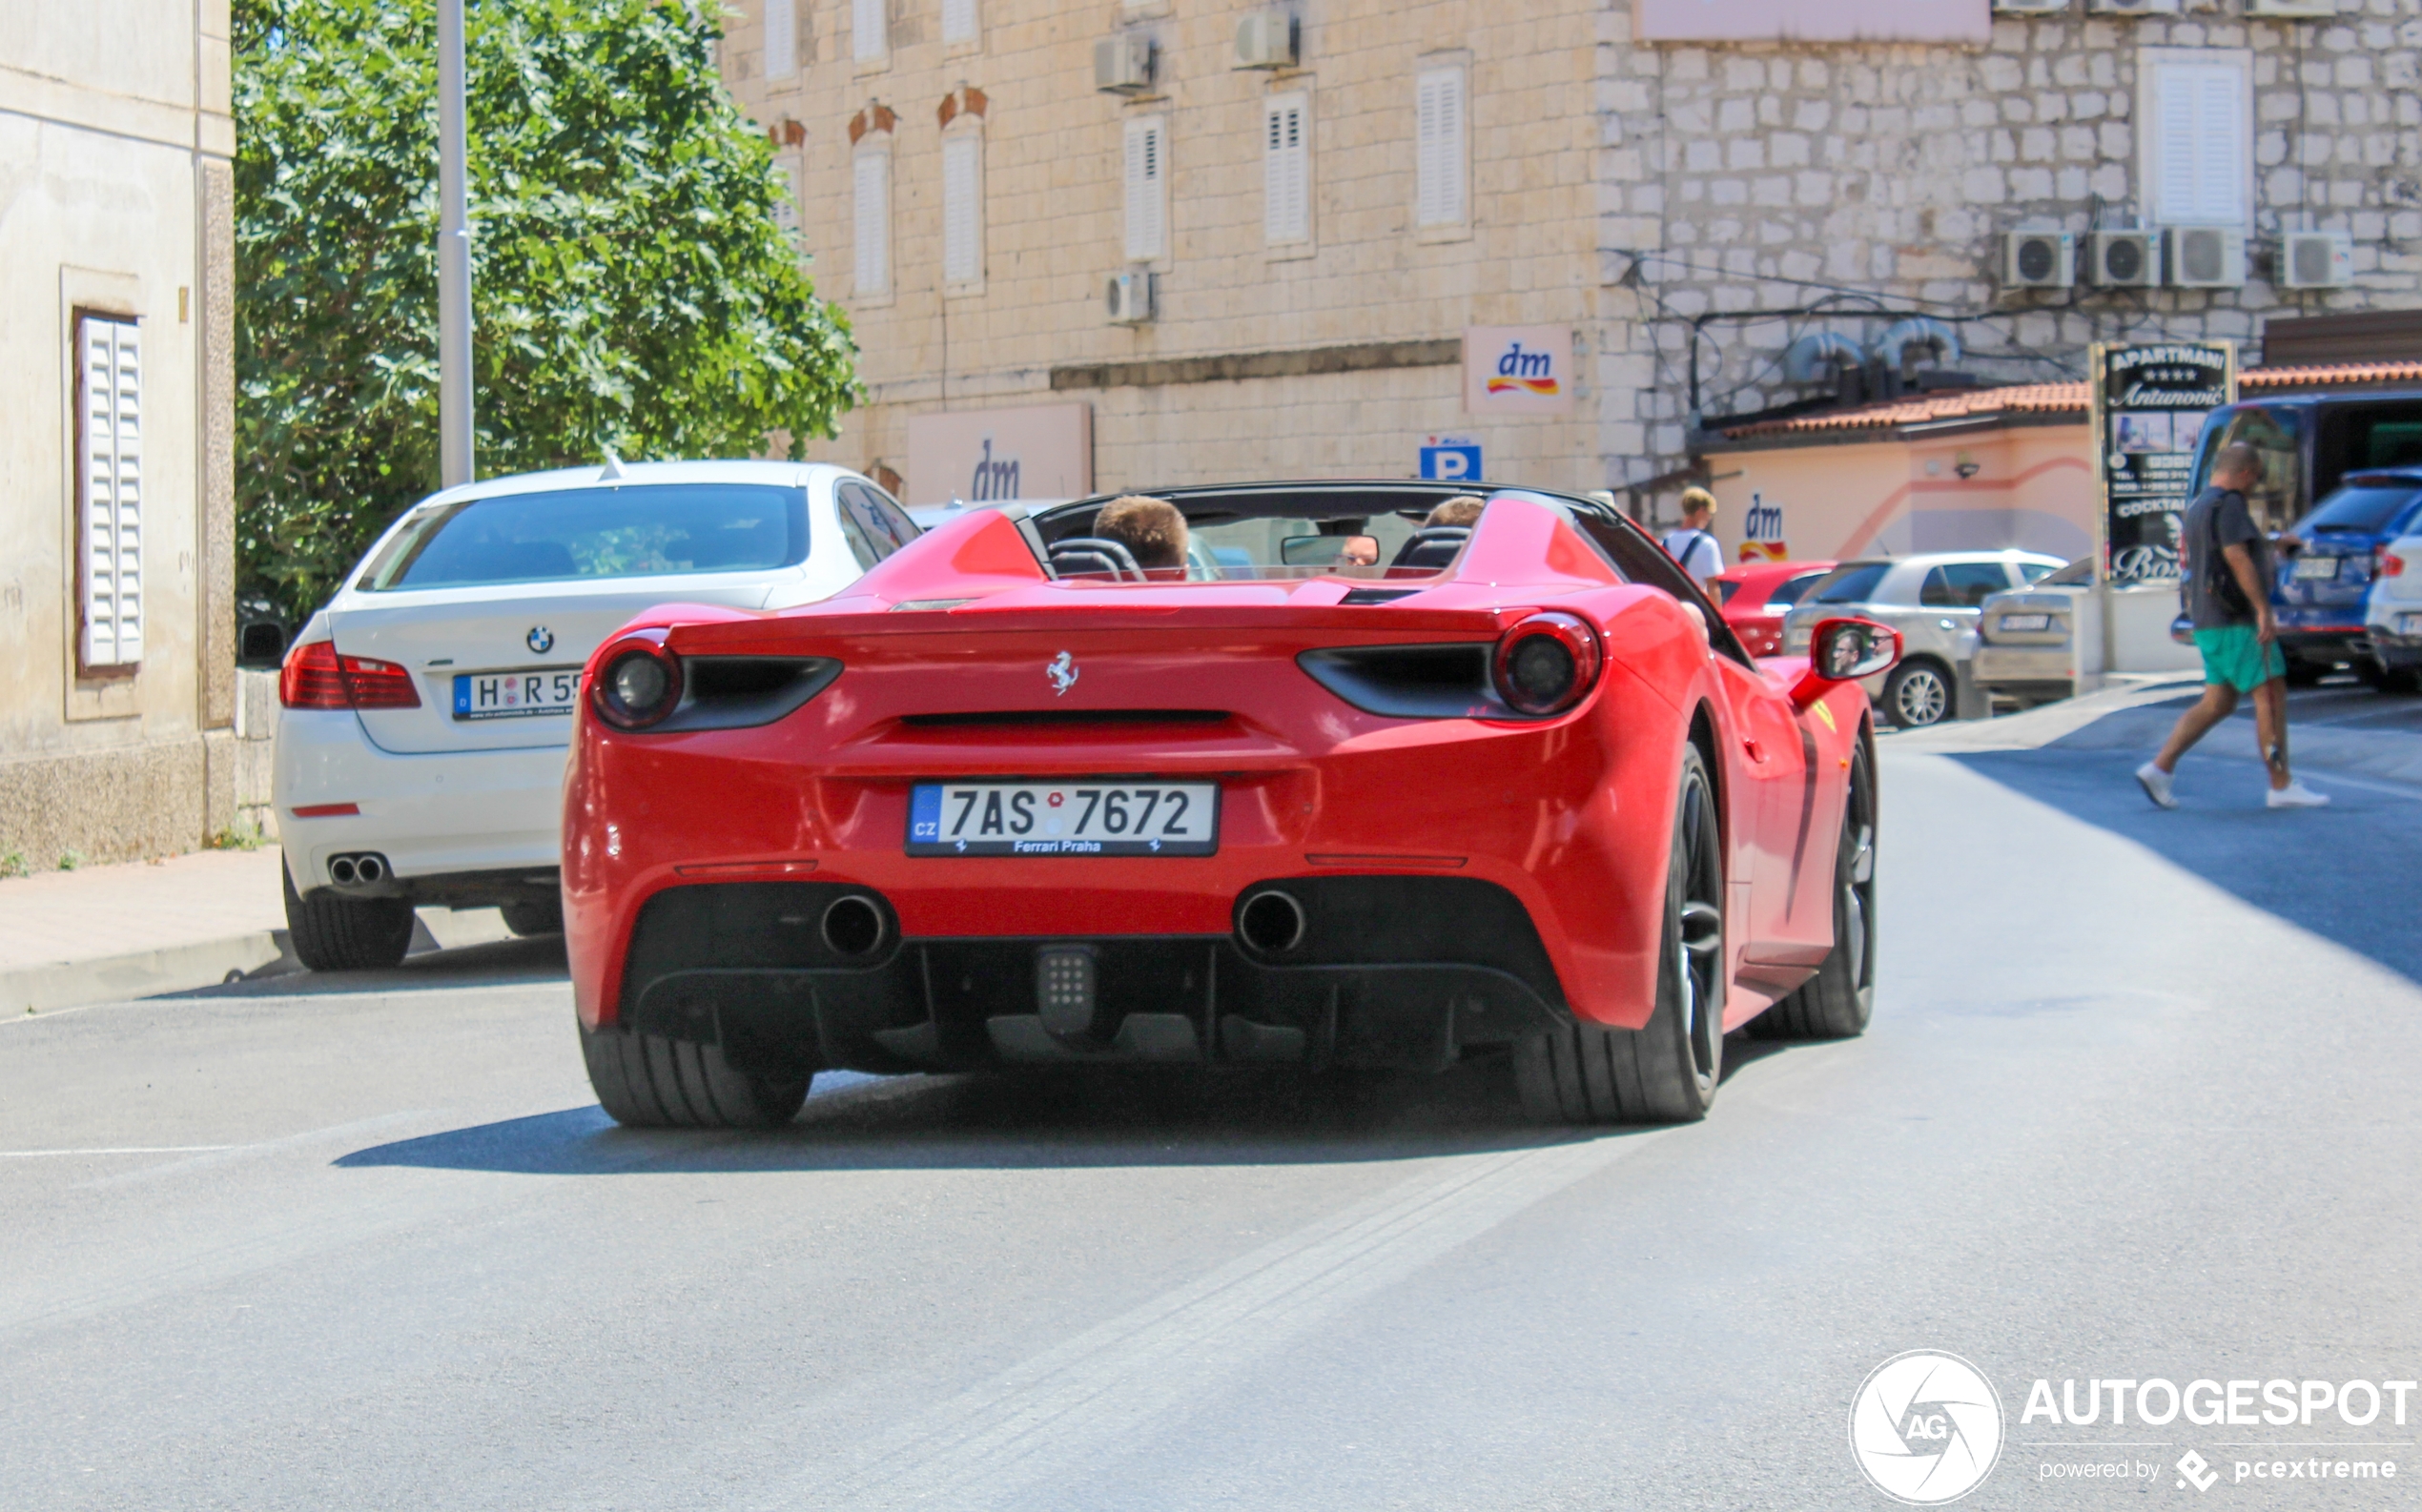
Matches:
[1594,3,2422,506]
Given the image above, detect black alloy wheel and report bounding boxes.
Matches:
[1756,740,1878,1040]
[1514,745,1725,1124]
[1883,661,1952,728]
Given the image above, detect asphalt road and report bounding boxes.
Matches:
[5,731,2421,1509]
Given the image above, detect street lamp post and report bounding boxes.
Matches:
[437,0,474,488]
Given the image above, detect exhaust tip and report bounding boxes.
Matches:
[329,856,358,885]
[355,854,386,884]
[1238,890,1307,955]
[821,894,886,958]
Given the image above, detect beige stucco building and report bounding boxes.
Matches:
[725,0,2422,529]
[0,0,238,867]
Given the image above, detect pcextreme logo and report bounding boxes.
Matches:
[1484,340,1562,397]
[1850,1351,2006,1504]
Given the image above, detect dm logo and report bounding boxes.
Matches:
[1849,1351,2004,1505]
[1485,340,1561,398]
[1739,492,1790,563]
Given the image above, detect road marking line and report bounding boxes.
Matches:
[0,1146,242,1157]
[797,1130,1670,1512]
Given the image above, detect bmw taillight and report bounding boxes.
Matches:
[1492,612,1603,716]
[592,637,684,730]
[278,639,421,710]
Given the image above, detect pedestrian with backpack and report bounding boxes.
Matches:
[2136,441,2329,809]
[1662,487,1725,590]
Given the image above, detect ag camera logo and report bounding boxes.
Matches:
[1850,1351,2005,1504]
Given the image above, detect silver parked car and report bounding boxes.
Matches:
[1783,549,2068,727]
[1973,556,2095,708]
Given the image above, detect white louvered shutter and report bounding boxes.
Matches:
[1124,117,1165,261]
[943,133,983,285]
[81,317,142,668]
[1415,68,1466,228]
[1263,94,1308,245]
[2153,60,2246,224]
[852,0,886,62]
[941,0,977,46]
[853,152,890,295]
[764,0,795,81]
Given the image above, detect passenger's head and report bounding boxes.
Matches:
[1093,495,1189,571]
[2214,442,2264,492]
[1425,496,1485,530]
[1679,486,1718,528]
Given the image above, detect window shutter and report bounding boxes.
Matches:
[853,152,890,295]
[764,0,796,80]
[1124,117,1165,261]
[80,316,142,669]
[941,0,977,46]
[2152,59,2246,225]
[1415,68,1466,228]
[1263,94,1308,245]
[852,0,886,62]
[943,133,983,285]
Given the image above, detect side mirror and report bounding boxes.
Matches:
[1793,617,1900,709]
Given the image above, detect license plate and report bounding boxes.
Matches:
[2292,555,2339,581]
[453,668,581,721]
[2402,613,2422,637]
[907,782,1220,856]
[1996,613,2052,632]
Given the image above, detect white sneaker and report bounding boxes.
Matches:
[2267,781,2330,808]
[2135,762,2176,809]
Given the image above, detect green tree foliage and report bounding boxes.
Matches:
[235,0,858,623]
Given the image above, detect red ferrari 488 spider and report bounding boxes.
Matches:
[561,482,1899,1129]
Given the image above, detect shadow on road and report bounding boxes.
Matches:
[338,1032,1784,1175]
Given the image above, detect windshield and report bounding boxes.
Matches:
[1714,579,1743,605]
[2296,480,2422,536]
[360,484,810,591]
[2040,556,2095,586]
[1807,562,1892,604]
[1766,571,1824,608]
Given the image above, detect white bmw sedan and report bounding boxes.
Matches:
[273,460,917,970]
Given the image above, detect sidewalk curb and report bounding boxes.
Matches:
[5,930,292,1016]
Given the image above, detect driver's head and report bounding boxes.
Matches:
[1425,496,1485,529]
[1094,495,1188,571]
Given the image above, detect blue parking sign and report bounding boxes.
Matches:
[1420,439,1482,481]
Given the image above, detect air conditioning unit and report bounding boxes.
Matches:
[2003,229,2076,289]
[2168,226,2248,288]
[1093,32,1156,95]
[2280,230,2353,289]
[2089,230,2163,288]
[1990,0,2068,11]
[2247,0,2339,16]
[1234,9,1299,69]
[1106,269,1157,325]
[2088,0,2176,13]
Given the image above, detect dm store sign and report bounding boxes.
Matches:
[1465,325,1574,416]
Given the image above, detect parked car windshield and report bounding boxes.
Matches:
[1714,579,1743,605]
[1767,570,1827,608]
[2295,478,2422,536]
[359,484,811,590]
[2037,557,2094,586]
[1806,562,1892,604]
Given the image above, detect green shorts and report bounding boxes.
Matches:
[2193,623,2287,693]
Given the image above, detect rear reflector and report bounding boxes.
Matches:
[290,803,360,818]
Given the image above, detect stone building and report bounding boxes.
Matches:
[0,0,239,866]
[719,0,2422,521]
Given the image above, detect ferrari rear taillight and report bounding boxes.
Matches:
[1492,612,1603,716]
[593,637,685,730]
[279,640,421,710]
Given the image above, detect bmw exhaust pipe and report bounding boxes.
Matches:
[355,853,385,885]
[329,856,358,885]
[1237,889,1307,955]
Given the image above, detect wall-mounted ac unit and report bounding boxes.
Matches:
[2168,227,2247,288]
[2279,231,2353,289]
[1991,0,2068,12]
[1106,269,1157,324]
[1094,32,1156,95]
[2247,0,2339,17]
[2087,0,2175,13]
[1234,9,1298,70]
[2004,229,2076,289]
[2090,230,2162,288]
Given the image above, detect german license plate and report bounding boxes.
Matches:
[907,782,1220,856]
[2292,555,2339,581]
[453,668,581,721]
[2401,613,2422,637]
[1996,613,2052,632]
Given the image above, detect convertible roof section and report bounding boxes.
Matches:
[1037,480,1612,530]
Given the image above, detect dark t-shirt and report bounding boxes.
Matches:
[2182,486,2268,629]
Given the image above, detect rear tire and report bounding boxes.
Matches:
[1757,740,1878,1040]
[501,898,564,937]
[1881,661,1952,728]
[1514,746,1724,1125]
[580,1021,811,1129]
[282,865,414,972]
